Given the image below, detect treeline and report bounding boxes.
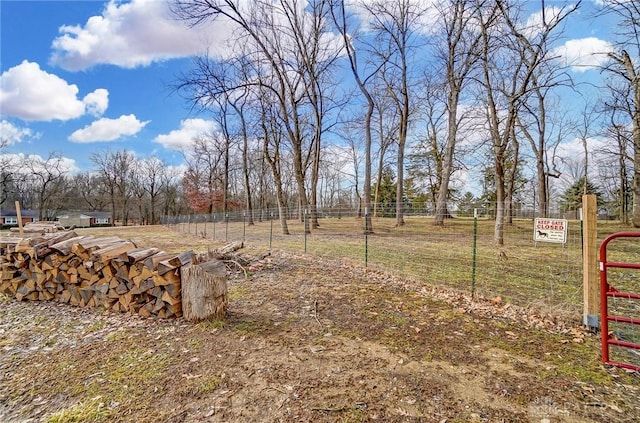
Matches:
[0,149,188,225]
[3,1,638,239]
[168,0,639,245]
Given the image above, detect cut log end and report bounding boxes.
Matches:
[180,259,228,321]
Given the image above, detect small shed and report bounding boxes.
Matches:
[57,211,113,228]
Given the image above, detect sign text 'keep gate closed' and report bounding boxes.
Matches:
[533,218,568,244]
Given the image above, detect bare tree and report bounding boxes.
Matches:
[139,156,168,224]
[477,0,579,245]
[259,90,291,234]
[371,82,399,217]
[517,91,571,217]
[177,55,254,220]
[0,139,19,207]
[409,75,449,213]
[365,0,423,226]
[70,172,110,212]
[23,153,69,220]
[433,0,487,226]
[330,0,385,233]
[598,0,640,226]
[173,0,338,233]
[90,150,135,225]
[602,85,636,223]
[182,133,227,213]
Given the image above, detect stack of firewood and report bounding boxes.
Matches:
[0,231,193,318]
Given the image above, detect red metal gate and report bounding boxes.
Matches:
[599,232,640,372]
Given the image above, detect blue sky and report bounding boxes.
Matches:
[1,0,221,172]
[0,0,621,178]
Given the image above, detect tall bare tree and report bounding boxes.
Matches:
[330,0,385,233]
[365,0,422,226]
[516,91,569,217]
[409,70,452,214]
[433,0,486,225]
[599,0,640,226]
[173,0,337,233]
[477,0,579,245]
[259,89,291,234]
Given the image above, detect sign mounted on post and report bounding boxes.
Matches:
[534,218,568,244]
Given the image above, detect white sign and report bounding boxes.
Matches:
[534,218,568,244]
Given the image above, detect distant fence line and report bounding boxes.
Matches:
[161,204,600,319]
[161,203,576,224]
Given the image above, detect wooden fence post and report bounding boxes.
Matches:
[15,201,24,237]
[582,194,599,330]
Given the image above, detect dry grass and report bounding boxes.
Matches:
[165,216,640,316]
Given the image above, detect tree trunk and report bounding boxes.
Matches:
[494,154,505,246]
[632,85,640,227]
[396,139,405,226]
[181,259,227,321]
[537,158,547,217]
[435,98,458,225]
[239,114,254,226]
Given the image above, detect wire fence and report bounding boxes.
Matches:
[161,205,638,320]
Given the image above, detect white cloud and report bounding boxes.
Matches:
[554,37,614,72]
[50,0,235,70]
[1,153,78,174]
[347,0,439,35]
[69,114,149,143]
[1,120,40,145]
[153,118,216,151]
[83,88,109,117]
[520,6,565,39]
[0,60,108,121]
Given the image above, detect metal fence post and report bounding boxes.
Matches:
[582,194,599,330]
[270,212,273,250]
[304,209,308,253]
[471,208,478,298]
[365,207,369,268]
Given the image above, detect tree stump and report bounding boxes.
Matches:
[180,259,227,321]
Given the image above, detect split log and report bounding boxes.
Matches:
[143,252,173,271]
[33,231,78,258]
[49,236,90,255]
[91,241,136,263]
[127,247,160,264]
[157,250,193,276]
[217,241,243,255]
[181,259,227,321]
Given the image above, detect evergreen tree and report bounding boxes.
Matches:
[457,192,481,217]
[559,177,605,212]
[372,166,397,217]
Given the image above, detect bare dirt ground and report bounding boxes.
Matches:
[1,228,640,422]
